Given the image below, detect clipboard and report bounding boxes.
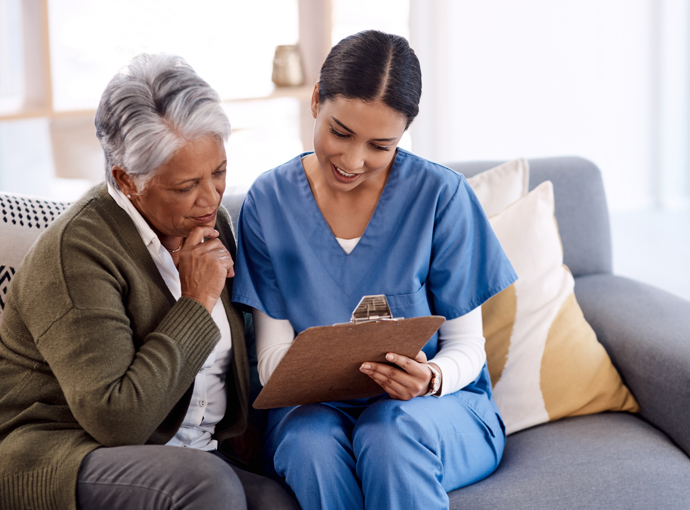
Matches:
[253,295,445,409]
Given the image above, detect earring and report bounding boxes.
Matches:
[127,194,132,198]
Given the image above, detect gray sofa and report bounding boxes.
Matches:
[222,156,690,509]
[1,156,686,508]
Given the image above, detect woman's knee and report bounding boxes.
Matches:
[267,404,356,476]
[353,399,431,453]
[139,448,246,509]
[269,405,353,451]
[77,446,246,510]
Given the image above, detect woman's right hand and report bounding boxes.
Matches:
[178,226,235,313]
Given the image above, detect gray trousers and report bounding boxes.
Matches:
[76,445,299,510]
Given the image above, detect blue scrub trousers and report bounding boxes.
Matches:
[263,391,506,510]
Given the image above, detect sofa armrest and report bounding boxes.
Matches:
[574,274,690,456]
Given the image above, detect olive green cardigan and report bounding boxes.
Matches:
[0,183,250,510]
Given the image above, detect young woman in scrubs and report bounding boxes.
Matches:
[232,30,517,510]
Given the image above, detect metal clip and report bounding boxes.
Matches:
[351,295,396,324]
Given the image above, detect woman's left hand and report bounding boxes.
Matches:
[360,351,438,400]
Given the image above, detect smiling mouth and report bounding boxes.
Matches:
[335,166,356,177]
[332,163,360,183]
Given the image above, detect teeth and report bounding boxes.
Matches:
[335,166,356,178]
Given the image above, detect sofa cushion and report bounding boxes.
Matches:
[0,192,71,324]
[484,182,638,434]
[465,158,529,216]
[446,156,613,278]
[448,413,690,510]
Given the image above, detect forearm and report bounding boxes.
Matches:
[41,297,220,447]
[253,308,295,385]
[429,307,486,396]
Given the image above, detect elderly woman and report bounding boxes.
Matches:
[0,54,297,510]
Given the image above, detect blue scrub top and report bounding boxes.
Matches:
[232,149,516,366]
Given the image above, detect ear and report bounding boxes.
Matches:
[310,83,320,119]
[111,166,139,197]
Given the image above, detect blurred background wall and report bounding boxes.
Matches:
[410,0,690,212]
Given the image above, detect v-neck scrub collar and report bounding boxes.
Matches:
[232,148,517,341]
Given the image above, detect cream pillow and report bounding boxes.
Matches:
[483,181,639,435]
[466,158,529,217]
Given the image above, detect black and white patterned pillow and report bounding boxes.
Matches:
[0,192,71,321]
[0,265,16,312]
[0,193,71,229]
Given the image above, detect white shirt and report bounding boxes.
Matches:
[253,236,486,397]
[108,183,233,450]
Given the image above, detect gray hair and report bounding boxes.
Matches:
[95,54,231,189]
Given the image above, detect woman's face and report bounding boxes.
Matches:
[124,135,227,238]
[311,87,408,193]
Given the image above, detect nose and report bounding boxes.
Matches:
[340,143,366,173]
[197,178,221,207]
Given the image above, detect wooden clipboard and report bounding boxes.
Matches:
[253,296,445,409]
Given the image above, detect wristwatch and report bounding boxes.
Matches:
[424,364,441,397]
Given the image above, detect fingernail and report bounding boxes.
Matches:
[360,364,370,371]
[386,354,394,361]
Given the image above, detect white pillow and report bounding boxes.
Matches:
[482,181,639,434]
[467,158,529,217]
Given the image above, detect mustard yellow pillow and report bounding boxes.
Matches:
[483,181,639,435]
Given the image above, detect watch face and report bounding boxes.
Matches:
[427,365,441,395]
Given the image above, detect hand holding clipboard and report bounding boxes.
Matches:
[253,295,445,409]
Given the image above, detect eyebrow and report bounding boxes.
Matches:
[331,116,398,142]
[173,160,227,185]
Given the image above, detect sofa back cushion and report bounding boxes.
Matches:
[445,156,613,278]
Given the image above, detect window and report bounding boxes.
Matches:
[0,0,412,199]
[48,0,300,111]
[0,0,24,112]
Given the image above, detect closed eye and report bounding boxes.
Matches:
[177,185,195,193]
[330,127,350,139]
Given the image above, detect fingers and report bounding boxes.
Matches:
[385,352,429,379]
[221,249,235,278]
[181,238,234,274]
[359,352,432,400]
[177,227,234,312]
[362,366,411,400]
[184,226,219,247]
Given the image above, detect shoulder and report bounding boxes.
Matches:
[9,184,134,334]
[246,153,307,202]
[394,149,469,211]
[24,184,120,261]
[396,149,461,180]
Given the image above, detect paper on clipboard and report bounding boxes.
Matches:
[253,295,445,409]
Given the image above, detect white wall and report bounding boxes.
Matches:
[410,0,689,212]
